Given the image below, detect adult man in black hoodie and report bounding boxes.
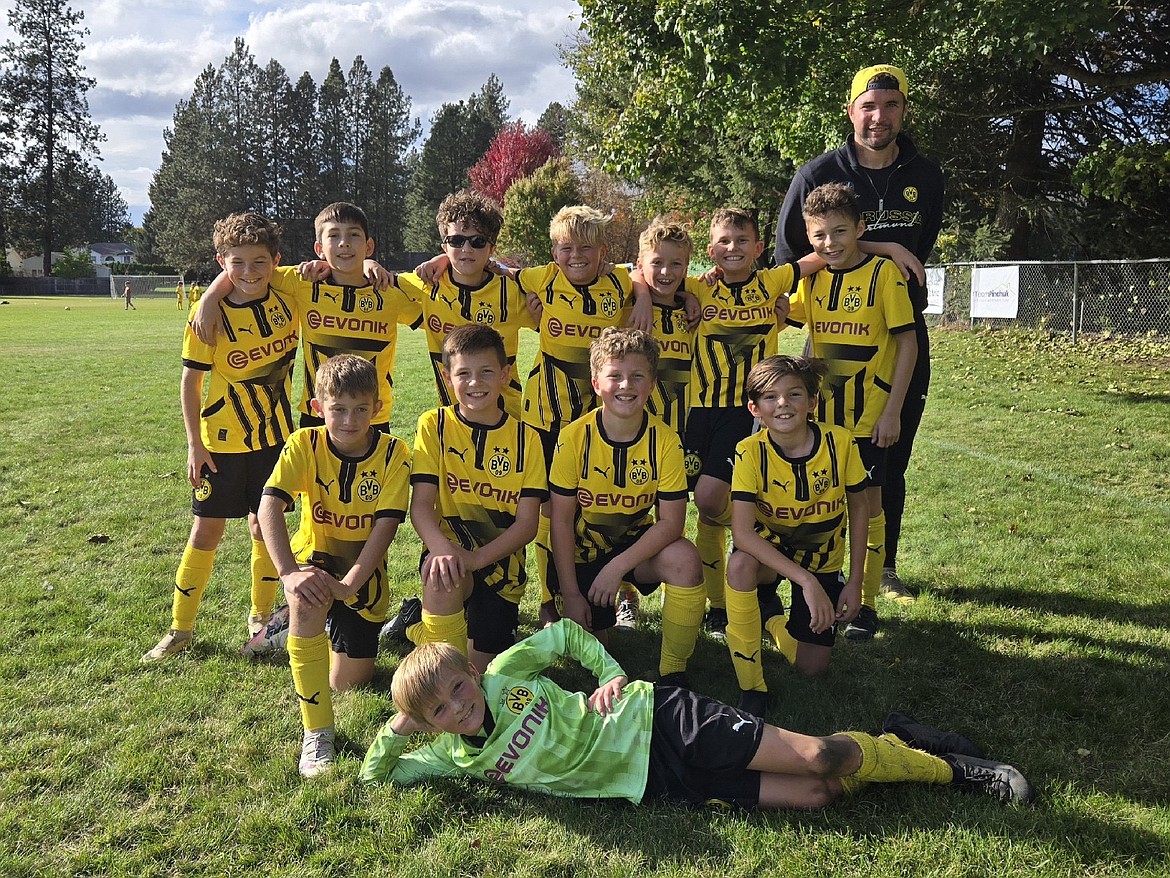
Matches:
[774,65,944,640]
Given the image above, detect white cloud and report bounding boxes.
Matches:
[4,0,581,223]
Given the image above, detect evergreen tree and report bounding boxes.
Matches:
[362,66,419,256]
[317,58,349,206]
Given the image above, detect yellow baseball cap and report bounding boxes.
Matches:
[849,65,909,104]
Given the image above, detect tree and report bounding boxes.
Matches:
[469,121,557,203]
[51,247,94,278]
[497,157,582,265]
[361,66,419,256]
[0,0,104,274]
[536,101,571,152]
[569,0,1170,259]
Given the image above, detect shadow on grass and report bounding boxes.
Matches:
[937,582,1170,631]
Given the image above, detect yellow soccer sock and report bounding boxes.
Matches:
[419,610,468,655]
[658,584,705,676]
[250,537,280,620]
[171,544,216,631]
[696,520,727,610]
[725,587,766,692]
[764,613,799,665]
[403,621,424,645]
[840,731,953,787]
[536,513,553,604]
[862,510,886,610]
[288,632,334,732]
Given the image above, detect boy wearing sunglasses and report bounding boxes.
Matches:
[395,190,536,419]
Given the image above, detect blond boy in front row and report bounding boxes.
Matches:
[142,213,299,663]
[549,328,704,683]
[362,620,1033,808]
[784,183,918,642]
[726,356,869,717]
[407,324,547,672]
[258,354,411,777]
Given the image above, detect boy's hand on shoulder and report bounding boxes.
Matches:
[187,445,216,489]
[298,259,331,282]
[414,253,449,285]
[191,297,224,345]
[774,293,791,325]
[682,290,701,331]
[283,564,344,608]
[798,573,835,634]
[588,675,627,716]
[626,290,653,333]
[526,291,543,323]
[836,576,862,623]
[363,259,394,291]
[872,407,902,448]
[698,265,722,286]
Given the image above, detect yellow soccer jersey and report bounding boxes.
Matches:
[264,427,411,623]
[395,269,535,419]
[691,264,799,409]
[787,256,916,438]
[269,266,421,424]
[731,422,868,574]
[182,289,299,453]
[549,409,688,565]
[647,285,698,438]
[412,406,548,604]
[517,263,632,432]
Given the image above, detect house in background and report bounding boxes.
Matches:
[5,247,67,276]
[89,242,136,267]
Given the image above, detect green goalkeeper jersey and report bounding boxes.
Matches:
[361,620,655,801]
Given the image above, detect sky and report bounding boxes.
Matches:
[4,0,583,227]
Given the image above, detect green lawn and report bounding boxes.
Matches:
[1,296,1168,877]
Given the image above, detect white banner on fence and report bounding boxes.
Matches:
[925,267,945,315]
[970,265,1020,318]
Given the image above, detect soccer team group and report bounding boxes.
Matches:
[139,65,1035,810]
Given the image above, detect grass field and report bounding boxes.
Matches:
[1,296,1168,877]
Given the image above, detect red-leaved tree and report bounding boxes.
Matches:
[469,121,557,204]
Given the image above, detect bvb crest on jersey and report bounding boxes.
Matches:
[903,186,919,203]
[356,472,381,503]
[194,478,212,502]
[358,293,376,313]
[487,448,511,479]
[475,305,496,324]
[742,287,764,305]
[268,306,288,328]
[684,452,702,479]
[629,459,650,486]
[505,685,535,714]
[812,467,831,496]
[600,293,619,318]
[842,286,863,313]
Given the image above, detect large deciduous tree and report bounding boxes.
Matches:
[469,121,557,203]
[570,0,1170,259]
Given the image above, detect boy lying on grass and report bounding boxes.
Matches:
[362,619,1033,809]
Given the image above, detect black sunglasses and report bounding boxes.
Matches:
[442,234,491,249]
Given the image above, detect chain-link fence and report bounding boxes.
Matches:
[928,259,1170,339]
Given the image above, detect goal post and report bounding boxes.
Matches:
[110,274,186,300]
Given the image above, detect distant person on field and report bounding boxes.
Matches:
[775,64,944,617]
[193,202,416,432]
[142,212,299,663]
[549,328,704,684]
[782,183,917,644]
[395,190,536,419]
[258,354,411,777]
[123,282,136,310]
[176,282,185,310]
[724,356,868,717]
[361,620,1034,809]
[388,324,546,673]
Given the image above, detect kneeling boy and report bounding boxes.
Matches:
[408,324,548,671]
[258,354,412,777]
[726,356,868,715]
[549,328,704,682]
[362,619,1033,809]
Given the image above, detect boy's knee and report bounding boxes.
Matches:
[804,736,857,778]
[725,553,757,591]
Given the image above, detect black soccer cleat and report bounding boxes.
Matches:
[704,607,728,640]
[844,604,878,641]
[380,596,422,644]
[883,712,985,758]
[943,753,1035,805]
